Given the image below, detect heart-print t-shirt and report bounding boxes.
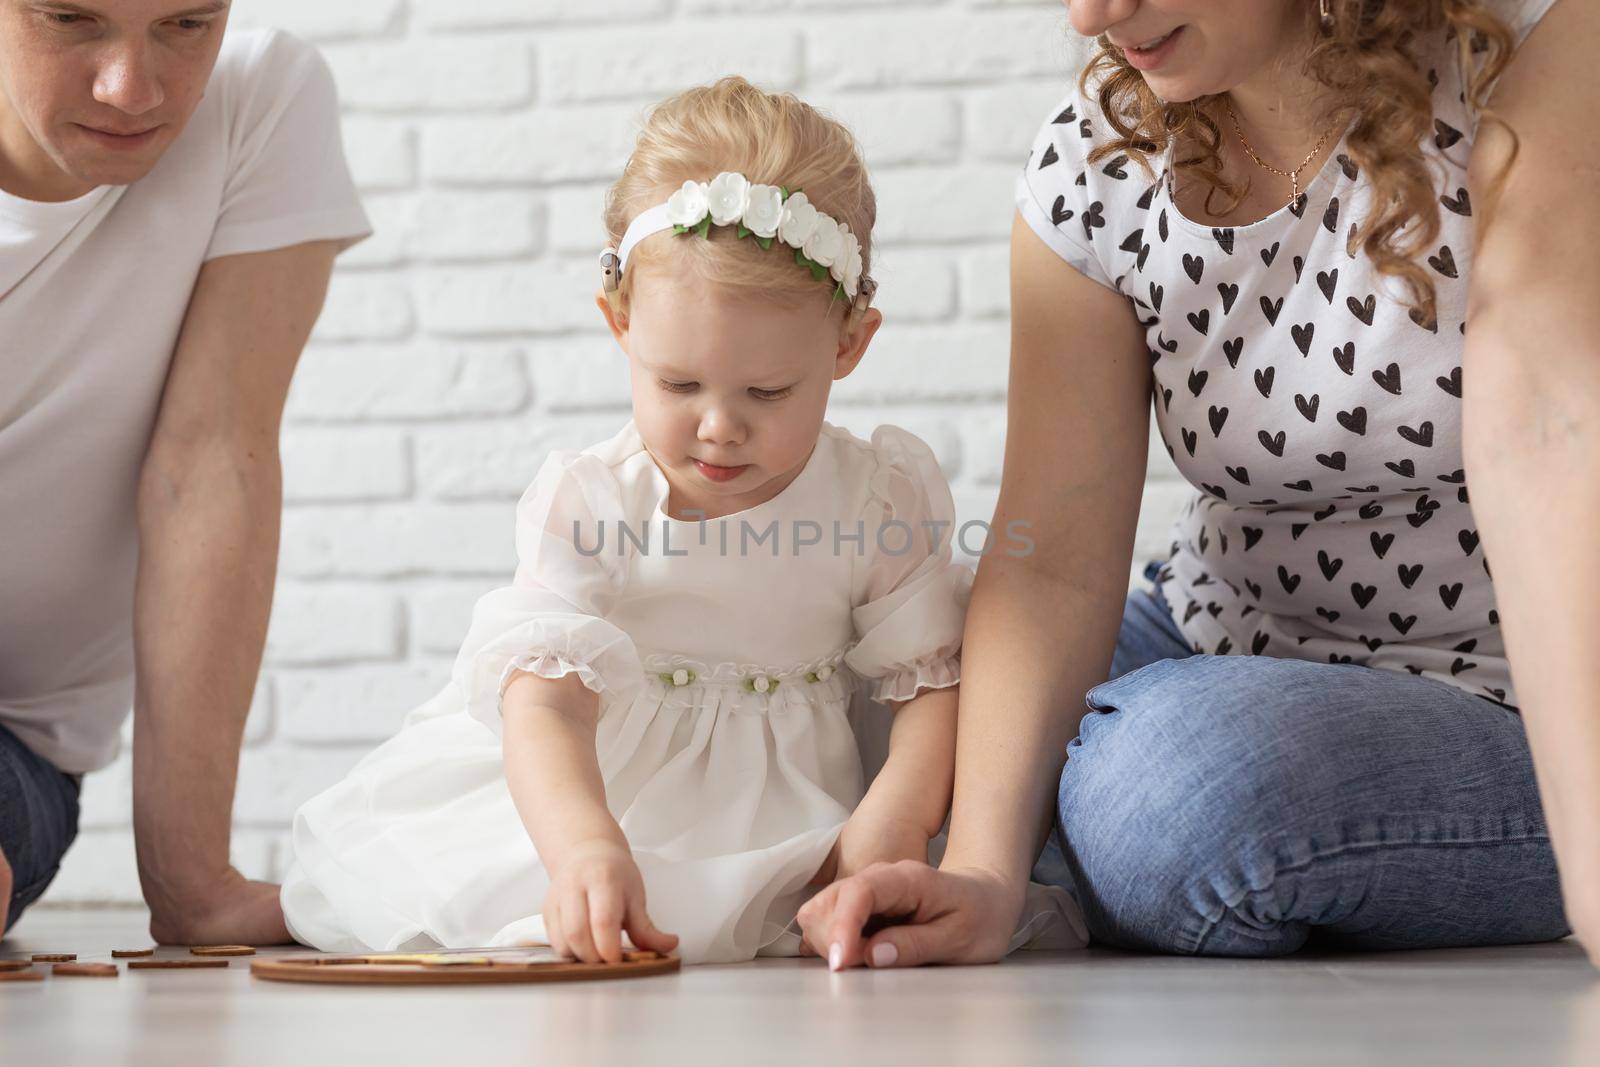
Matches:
[1014,0,1559,708]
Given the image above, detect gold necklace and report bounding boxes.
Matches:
[1223,96,1333,210]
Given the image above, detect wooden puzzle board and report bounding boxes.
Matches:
[250,947,679,986]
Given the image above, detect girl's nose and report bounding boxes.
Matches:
[697,407,746,447]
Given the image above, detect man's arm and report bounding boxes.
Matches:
[133,240,339,946]
[1462,1,1600,961]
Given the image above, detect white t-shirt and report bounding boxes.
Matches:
[0,29,372,773]
[1014,1,1557,708]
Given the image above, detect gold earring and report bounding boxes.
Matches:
[1318,0,1335,35]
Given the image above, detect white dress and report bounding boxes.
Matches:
[281,418,1085,964]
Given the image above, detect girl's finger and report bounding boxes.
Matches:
[545,898,568,959]
[563,888,598,963]
[622,894,680,955]
[588,885,626,964]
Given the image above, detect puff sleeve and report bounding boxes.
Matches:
[450,450,646,736]
[842,426,976,704]
[1012,87,1119,292]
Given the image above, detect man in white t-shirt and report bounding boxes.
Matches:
[0,2,371,941]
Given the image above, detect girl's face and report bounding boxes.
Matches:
[599,266,882,521]
[1064,0,1309,103]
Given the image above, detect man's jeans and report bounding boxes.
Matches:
[1037,562,1571,955]
[0,721,80,934]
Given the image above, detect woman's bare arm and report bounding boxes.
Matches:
[939,211,1152,897]
[800,210,1152,966]
[1461,0,1600,960]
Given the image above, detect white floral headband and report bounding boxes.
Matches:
[600,171,877,318]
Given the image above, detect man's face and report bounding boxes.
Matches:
[0,0,230,200]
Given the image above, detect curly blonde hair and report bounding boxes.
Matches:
[1081,0,1518,327]
[603,76,876,316]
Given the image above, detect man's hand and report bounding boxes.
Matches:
[132,241,339,946]
[148,869,290,947]
[797,861,1026,971]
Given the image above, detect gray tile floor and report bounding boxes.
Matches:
[3,907,1598,1066]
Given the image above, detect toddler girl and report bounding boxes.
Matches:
[280,76,1082,965]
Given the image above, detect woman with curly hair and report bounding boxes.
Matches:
[798,0,1600,968]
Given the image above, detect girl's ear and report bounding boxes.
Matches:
[834,307,884,379]
[596,291,630,352]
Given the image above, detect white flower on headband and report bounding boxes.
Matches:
[665,180,710,229]
[742,184,785,239]
[803,215,843,269]
[840,226,864,296]
[706,172,750,227]
[778,192,818,248]
[647,173,870,302]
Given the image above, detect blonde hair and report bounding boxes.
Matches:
[603,76,877,316]
[1081,0,1518,328]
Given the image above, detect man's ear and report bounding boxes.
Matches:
[596,291,629,352]
[834,307,883,380]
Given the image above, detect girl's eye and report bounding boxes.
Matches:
[751,388,792,401]
[658,379,696,393]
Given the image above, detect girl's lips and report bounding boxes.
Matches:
[693,459,749,482]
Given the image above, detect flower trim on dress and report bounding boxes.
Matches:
[642,644,853,691]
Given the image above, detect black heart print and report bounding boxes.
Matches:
[1291,322,1315,356]
[1023,75,1513,707]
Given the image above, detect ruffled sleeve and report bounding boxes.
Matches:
[843,426,976,705]
[450,450,645,736]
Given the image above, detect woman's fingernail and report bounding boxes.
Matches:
[869,942,898,968]
[828,943,843,971]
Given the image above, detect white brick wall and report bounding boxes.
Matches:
[46,0,1188,905]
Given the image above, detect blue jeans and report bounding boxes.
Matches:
[1039,562,1569,955]
[0,722,80,934]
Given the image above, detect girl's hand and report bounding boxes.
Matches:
[798,861,1025,970]
[544,839,679,963]
[806,809,932,891]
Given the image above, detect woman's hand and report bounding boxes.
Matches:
[806,809,932,890]
[543,839,678,963]
[796,860,1026,970]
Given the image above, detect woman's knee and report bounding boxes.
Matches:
[1056,656,1366,953]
